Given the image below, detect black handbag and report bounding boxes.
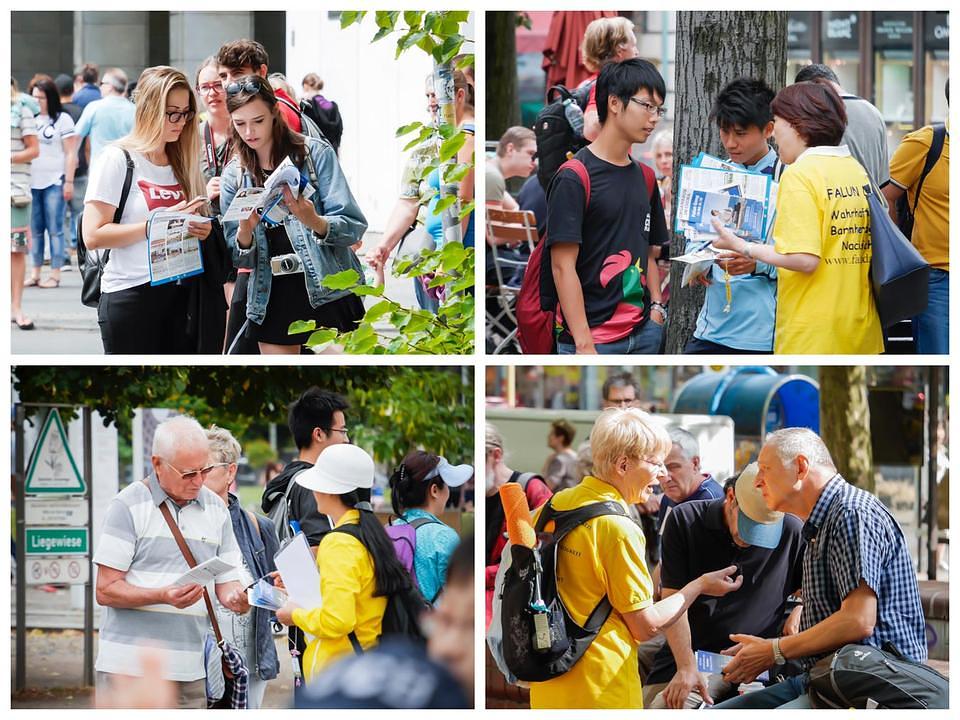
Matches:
[808,643,948,709]
[864,184,929,328]
[76,148,135,308]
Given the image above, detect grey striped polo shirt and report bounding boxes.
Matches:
[93,474,242,681]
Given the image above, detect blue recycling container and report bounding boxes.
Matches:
[671,367,819,438]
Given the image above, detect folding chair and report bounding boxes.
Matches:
[485,207,538,354]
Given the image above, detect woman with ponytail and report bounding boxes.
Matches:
[388,451,472,604]
[275,444,409,680]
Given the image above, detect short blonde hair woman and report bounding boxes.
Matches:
[590,408,671,498]
[581,17,638,74]
[83,65,212,354]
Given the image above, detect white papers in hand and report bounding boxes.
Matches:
[274,532,322,611]
[174,556,235,586]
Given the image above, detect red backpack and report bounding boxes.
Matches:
[516,157,656,353]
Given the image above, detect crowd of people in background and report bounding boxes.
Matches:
[485,14,949,355]
[11,41,475,352]
[92,388,474,709]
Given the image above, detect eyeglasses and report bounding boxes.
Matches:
[225,78,265,97]
[162,459,224,481]
[628,97,668,118]
[164,109,196,124]
[196,82,225,96]
[640,457,667,471]
[327,427,350,438]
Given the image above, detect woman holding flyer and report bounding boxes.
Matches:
[82,65,212,354]
[220,77,367,354]
[711,80,882,354]
[275,444,414,680]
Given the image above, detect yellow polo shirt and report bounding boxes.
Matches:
[291,510,387,679]
[772,147,883,354]
[889,124,949,271]
[528,476,653,709]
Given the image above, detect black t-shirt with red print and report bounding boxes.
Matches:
[545,147,668,345]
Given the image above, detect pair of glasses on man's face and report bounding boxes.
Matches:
[225,78,266,97]
[163,459,231,481]
[164,109,197,123]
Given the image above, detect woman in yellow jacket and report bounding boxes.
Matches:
[275,443,411,680]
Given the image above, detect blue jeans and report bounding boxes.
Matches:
[557,319,663,354]
[30,184,66,270]
[710,674,811,709]
[414,277,440,314]
[64,174,86,250]
[912,268,948,354]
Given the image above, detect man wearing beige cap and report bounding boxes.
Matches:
[643,463,804,709]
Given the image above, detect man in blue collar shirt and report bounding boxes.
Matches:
[713,428,926,709]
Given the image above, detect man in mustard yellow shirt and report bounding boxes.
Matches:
[882,81,949,354]
[528,408,744,709]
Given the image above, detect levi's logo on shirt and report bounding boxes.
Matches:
[137,180,185,210]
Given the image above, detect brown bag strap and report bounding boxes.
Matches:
[157,500,225,646]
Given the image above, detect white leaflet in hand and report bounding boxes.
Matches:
[221,156,302,223]
[274,532,322,612]
[147,211,206,285]
[174,556,236,586]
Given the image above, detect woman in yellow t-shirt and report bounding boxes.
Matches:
[275,444,413,680]
[713,80,883,354]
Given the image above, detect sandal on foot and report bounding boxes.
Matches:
[38,278,60,289]
[24,278,40,288]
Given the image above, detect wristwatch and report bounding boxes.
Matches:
[772,636,786,665]
[650,301,668,321]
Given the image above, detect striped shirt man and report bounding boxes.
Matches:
[94,473,243,681]
[798,474,927,669]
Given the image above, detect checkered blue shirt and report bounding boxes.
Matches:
[798,475,927,670]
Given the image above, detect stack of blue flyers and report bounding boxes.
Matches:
[247,578,288,611]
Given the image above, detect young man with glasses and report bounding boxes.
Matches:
[546,58,670,355]
[92,415,250,709]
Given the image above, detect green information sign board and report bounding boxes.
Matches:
[25,527,89,555]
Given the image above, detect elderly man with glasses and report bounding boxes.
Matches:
[93,415,249,709]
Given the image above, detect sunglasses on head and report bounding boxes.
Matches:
[225,78,265,97]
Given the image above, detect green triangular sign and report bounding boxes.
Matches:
[24,409,86,494]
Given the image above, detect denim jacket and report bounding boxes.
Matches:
[220,136,368,325]
[227,494,281,681]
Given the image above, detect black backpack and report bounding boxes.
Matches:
[76,147,134,307]
[892,123,946,240]
[301,95,343,153]
[808,643,948,709]
[498,498,628,682]
[534,83,593,190]
[332,523,431,653]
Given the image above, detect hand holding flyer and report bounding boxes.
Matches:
[221,157,310,224]
[147,211,210,285]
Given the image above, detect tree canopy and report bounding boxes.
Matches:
[12,366,473,466]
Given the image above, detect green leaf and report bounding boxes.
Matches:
[442,11,471,24]
[422,11,440,33]
[340,11,365,29]
[516,12,533,30]
[287,319,317,334]
[372,25,393,42]
[440,242,467,271]
[395,121,423,138]
[321,268,360,290]
[403,126,435,152]
[304,327,338,347]
[433,194,458,215]
[447,273,475,295]
[416,35,439,56]
[403,10,423,29]
[436,34,465,64]
[375,10,399,29]
[405,313,433,334]
[454,54,475,70]
[396,31,427,59]
[441,162,472,184]
[352,284,385,297]
[438,131,467,162]
[458,200,476,221]
[363,300,393,323]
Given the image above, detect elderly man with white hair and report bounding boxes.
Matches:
[93,415,249,708]
[714,427,927,709]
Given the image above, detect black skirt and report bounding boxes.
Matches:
[250,275,364,345]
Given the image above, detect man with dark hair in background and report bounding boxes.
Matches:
[794,63,889,193]
[73,63,101,109]
[261,387,351,692]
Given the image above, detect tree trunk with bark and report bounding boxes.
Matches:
[819,366,874,492]
[487,11,520,141]
[665,11,787,353]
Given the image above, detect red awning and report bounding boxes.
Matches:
[542,10,616,90]
[516,11,554,55]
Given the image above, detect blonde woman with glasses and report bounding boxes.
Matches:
[82,65,212,354]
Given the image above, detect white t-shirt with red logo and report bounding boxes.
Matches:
[85,145,187,293]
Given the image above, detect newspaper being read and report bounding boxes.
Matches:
[221,156,310,225]
[675,164,771,241]
[147,211,209,285]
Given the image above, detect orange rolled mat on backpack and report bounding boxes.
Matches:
[500,482,537,548]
